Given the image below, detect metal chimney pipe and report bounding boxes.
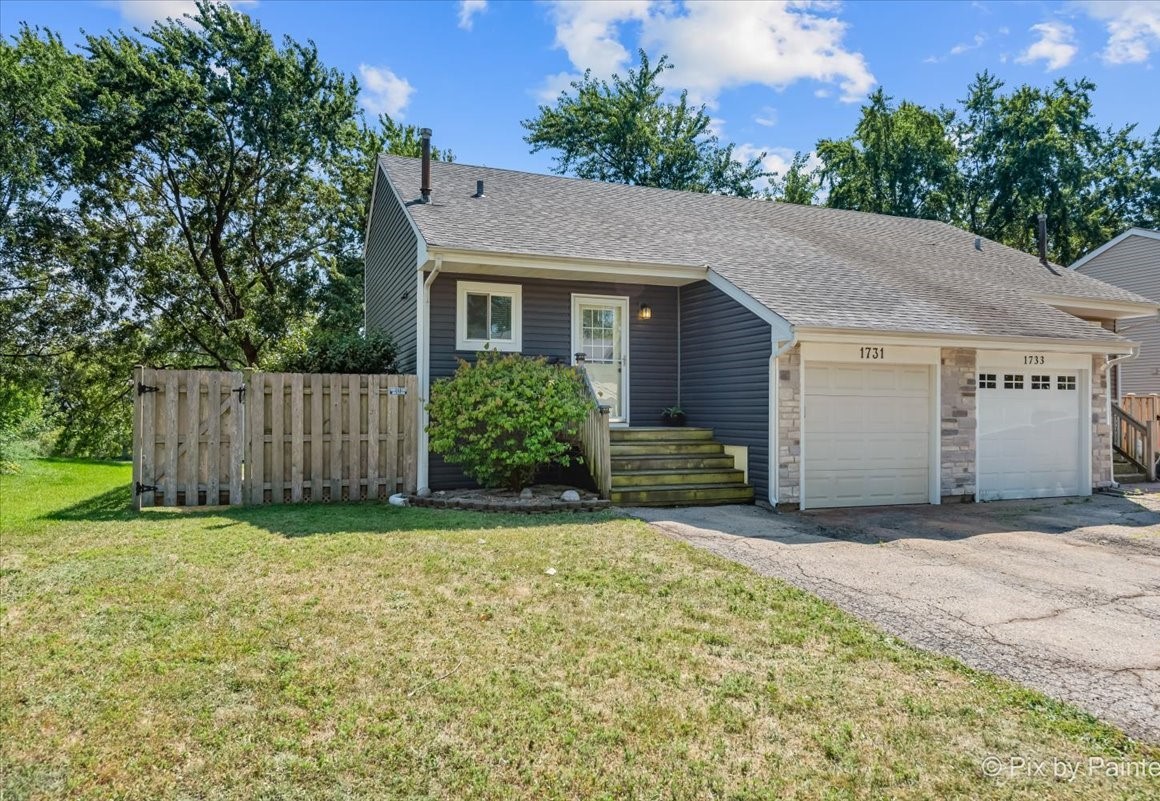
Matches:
[419,128,432,203]
[1037,212,1048,264]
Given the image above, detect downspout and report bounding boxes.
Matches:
[1101,347,1138,488]
[768,332,798,508]
[417,255,442,491]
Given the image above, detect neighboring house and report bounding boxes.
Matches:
[1070,228,1160,400]
[364,144,1157,509]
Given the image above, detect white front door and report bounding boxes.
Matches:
[978,371,1082,500]
[572,295,629,423]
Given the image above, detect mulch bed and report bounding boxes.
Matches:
[408,484,610,513]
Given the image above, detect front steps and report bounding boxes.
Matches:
[1113,453,1148,484]
[610,427,754,506]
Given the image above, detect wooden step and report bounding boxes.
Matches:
[611,482,755,507]
[611,454,737,471]
[609,427,714,442]
[610,442,725,457]
[612,468,746,489]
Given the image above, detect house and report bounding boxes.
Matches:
[364,136,1158,509]
[1070,228,1160,399]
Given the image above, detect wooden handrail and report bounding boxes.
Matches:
[1112,403,1157,481]
[575,367,612,499]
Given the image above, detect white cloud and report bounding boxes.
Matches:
[734,143,821,194]
[540,1,875,106]
[458,0,487,31]
[110,0,255,25]
[358,64,414,118]
[925,32,987,64]
[754,106,778,127]
[1080,1,1160,65]
[1016,21,1078,70]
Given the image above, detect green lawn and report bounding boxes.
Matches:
[1,459,1157,800]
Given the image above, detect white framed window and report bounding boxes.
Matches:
[455,281,522,352]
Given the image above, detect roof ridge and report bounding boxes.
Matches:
[378,153,966,233]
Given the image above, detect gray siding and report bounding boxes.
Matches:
[679,281,772,501]
[1077,235,1160,395]
[365,167,419,373]
[428,274,679,489]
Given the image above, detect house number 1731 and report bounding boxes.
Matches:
[860,347,886,360]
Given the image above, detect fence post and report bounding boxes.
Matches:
[131,366,144,512]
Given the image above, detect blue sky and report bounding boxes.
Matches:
[2,0,1157,181]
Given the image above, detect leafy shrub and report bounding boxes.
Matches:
[427,352,593,490]
[268,330,398,374]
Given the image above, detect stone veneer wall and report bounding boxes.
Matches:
[776,346,801,507]
[940,348,977,500]
[1092,355,1113,488]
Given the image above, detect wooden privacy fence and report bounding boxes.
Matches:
[133,368,418,509]
[1120,394,1160,450]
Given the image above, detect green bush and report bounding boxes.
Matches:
[267,330,398,374]
[427,352,593,490]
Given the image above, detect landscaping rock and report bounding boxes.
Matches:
[519,487,534,500]
[560,490,581,502]
[417,486,432,498]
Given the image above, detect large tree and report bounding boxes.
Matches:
[952,72,1147,264]
[523,51,767,197]
[74,0,363,369]
[817,89,959,221]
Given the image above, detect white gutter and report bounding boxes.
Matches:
[416,255,442,491]
[768,331,798,508]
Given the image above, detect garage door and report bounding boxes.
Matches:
[978,371,1081,500]
[804,363,932,508]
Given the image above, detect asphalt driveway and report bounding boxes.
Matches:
[631,492,1160,742]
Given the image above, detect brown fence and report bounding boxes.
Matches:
[132,368,417,509]
[1120,394,1160,448]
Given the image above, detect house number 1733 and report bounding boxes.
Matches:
[860,346,886,360]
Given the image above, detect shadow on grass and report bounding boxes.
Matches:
[44,483,623,537]
[44,486,136,522]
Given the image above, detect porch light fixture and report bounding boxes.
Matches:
[638,302,652,320]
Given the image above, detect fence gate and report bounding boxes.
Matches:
[132,368,418,509]
[132,368,244,509]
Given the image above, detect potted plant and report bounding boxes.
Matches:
[661,405,686,427]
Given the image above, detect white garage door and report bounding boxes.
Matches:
[978,371,1081,500]
[804,363,932,508]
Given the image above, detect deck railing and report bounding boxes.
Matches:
[1112,402,1157,481]
[576,369,612,499]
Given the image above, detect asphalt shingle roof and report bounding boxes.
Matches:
[380,156,1155,344]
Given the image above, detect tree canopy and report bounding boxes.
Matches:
[523,51,767,197]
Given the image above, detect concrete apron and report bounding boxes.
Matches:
[629,494,1160,743]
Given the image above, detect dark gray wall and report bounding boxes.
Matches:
[679,281,771,501]
[365,168,419,373]
[428,273,678,489]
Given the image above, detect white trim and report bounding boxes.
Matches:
[801,342,939,366]
[1031,293,1159,320]
[798,352,806,510]
[1070,227,1160,271]
[976,351,1092,371]
[706,269,794,340]
[429,246,707,285]
[794,326,1137,354]
[931,363,941,505]
[455,280,523,352]
[571,294,631,424]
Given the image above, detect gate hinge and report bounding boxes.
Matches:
[233,384,246,401]
[135,482,159,495]
[137,383,160,396]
